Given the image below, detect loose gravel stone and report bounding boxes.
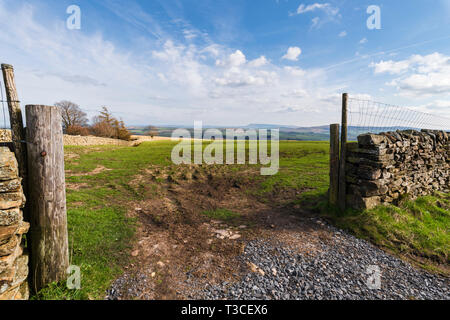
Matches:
[198,220,449,300]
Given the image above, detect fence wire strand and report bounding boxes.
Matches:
[347,98,450,140]
[0,80,8,129]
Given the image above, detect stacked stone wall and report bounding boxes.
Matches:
[0,147,29,300]
[346,130,449,209]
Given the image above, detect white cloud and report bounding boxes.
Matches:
[370,60,410,75]
[371,53,450,97]
[0,1,349,127]
[410,100,450,120]
[229,50,247,67]
[295,3,339,16]
[183,29,197,40]
[311,17,320,29]
[282,47,302,61]
[284,66,306,76]
[216,50,246,67]
[291,3,340,28]
[202,44,221,57]
[248,56,269,67]
[359,37,368,44]
[338,31,347,37]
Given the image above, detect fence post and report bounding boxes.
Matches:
[1,64,28,202]
[338,93,348,210]
[26,105,69,291]
[329,124,340,206]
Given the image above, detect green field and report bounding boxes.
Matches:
[35,140,449,299]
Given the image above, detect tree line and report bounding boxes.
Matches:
[55,100,133,141]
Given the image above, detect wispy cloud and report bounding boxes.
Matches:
[294,3,338,16]
[0,1,346,126]
[290,2,341,29]
[99,0,165,40]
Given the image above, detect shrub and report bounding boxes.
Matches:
[66,125,90,136]
[90,107,131,141]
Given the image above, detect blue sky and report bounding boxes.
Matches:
[0,0,449,126]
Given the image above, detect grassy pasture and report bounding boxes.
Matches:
[35,140,449,299]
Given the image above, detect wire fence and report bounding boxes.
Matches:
[0,80,10,129]
[347,98,450,141]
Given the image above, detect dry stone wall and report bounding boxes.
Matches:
[0,147,29,300]
[346,130,449,210]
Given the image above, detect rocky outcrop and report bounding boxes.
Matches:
[346,130,449,210]
[0,147,29,300]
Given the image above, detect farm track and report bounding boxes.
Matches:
[105,164,449,300]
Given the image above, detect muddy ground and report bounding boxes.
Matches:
[105,164,338,300]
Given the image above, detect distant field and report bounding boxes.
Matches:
[128,125,412,141]
[35,140,449,299]
[129,127,331,141]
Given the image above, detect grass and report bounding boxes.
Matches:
[202,208,241,221]
[326,193,450,273]
[256,141,330,209]
[36,142,177,299]
[35,139,449,298]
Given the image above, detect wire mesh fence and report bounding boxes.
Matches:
[0,79,10,129]
[347,98,450,141]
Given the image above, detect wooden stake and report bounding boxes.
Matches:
[329,124,340,206]
[338,93,348,210]
[1,64,28,197]
[26,105,69,291]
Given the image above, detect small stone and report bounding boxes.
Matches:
[131,250,139,257]
[0,192,24,210]
[0,208,22,226]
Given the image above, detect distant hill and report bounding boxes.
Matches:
[128,124,422,141]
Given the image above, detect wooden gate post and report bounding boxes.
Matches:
[26,105,69,291]
[1,64,28,201]
[329,124,340,206]
[338,93,348,210]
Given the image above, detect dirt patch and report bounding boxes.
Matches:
[66,165,112,177]
[64,152,80,161]
[108,164,334,300]
[66,183,90,191]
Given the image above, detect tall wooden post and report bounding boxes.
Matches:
[329,124,340,206]
[26,105,69,291]
[1,64,28,205]
[338,93,348,210]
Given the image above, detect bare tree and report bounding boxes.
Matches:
[145,125,159,139]
[55,100,88,131]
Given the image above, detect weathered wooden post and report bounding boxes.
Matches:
[329,123,340,206]
[1,64,28,205]
[338,93,348,210]
[26,105,69,291]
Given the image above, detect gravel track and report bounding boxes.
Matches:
[107,218,449,300]
[199,220,449,300]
